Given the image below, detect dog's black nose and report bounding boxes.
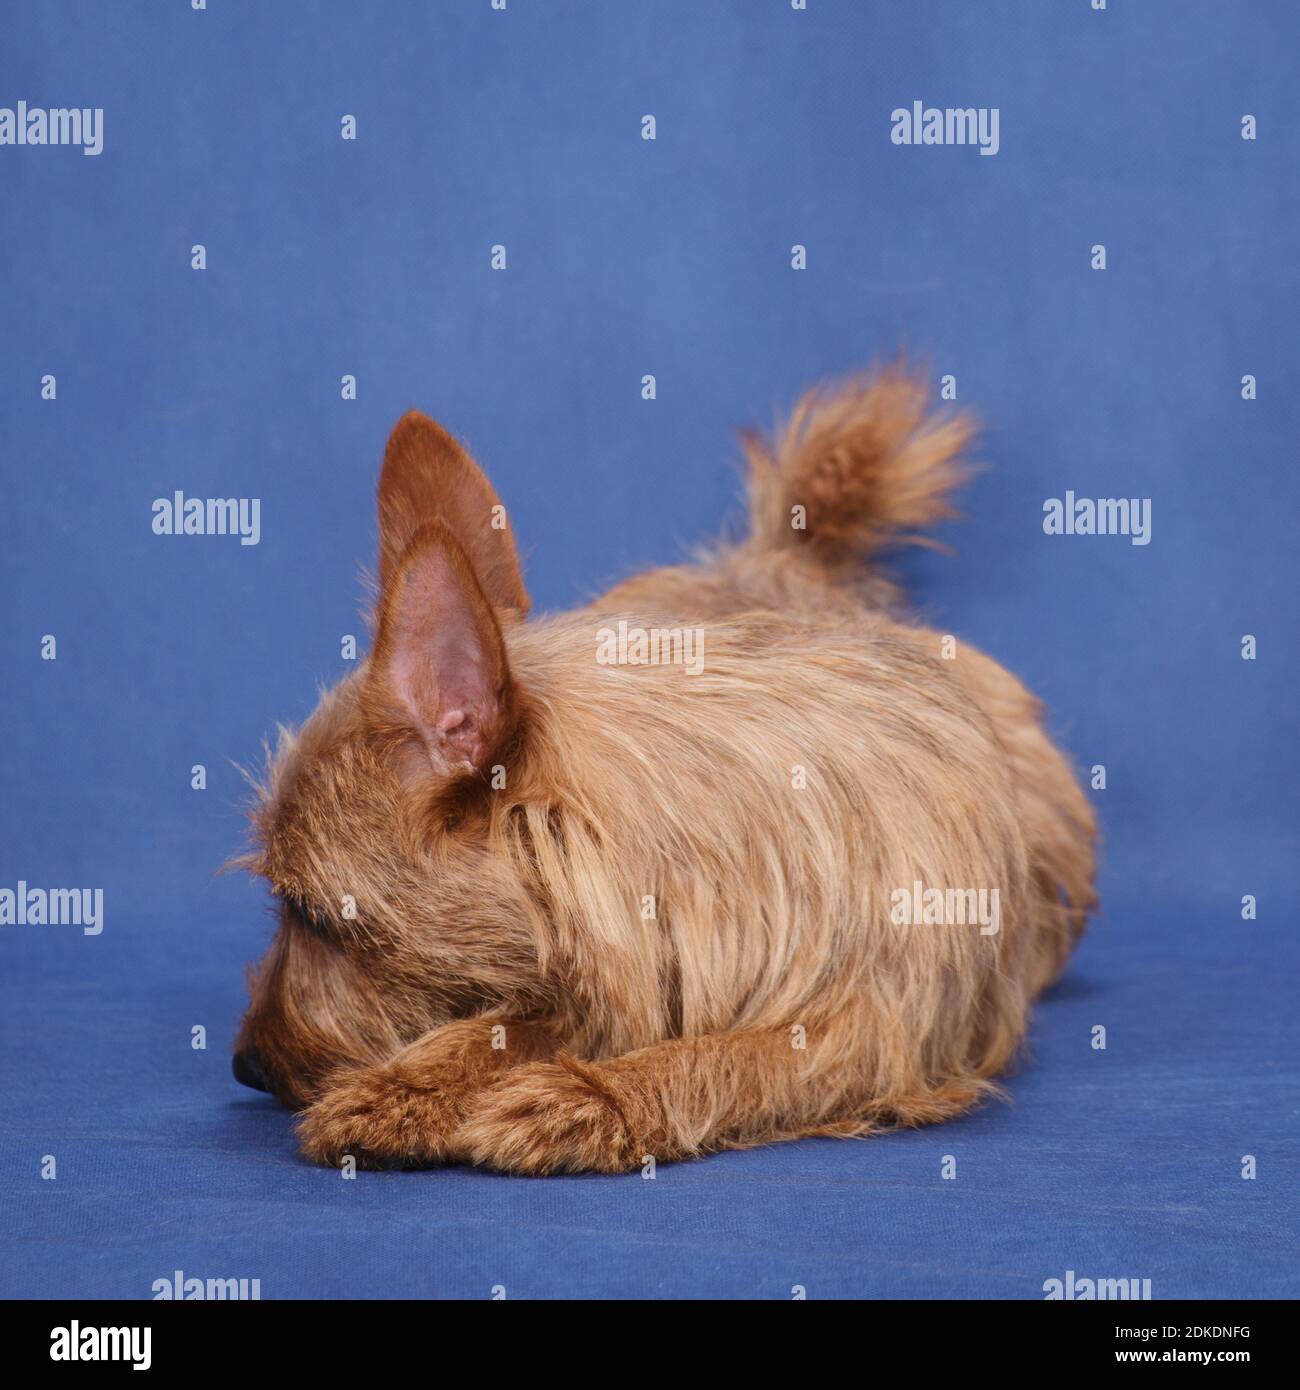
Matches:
[232,1049,269,1092]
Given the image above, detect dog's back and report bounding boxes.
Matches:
[501,366,1095,1123]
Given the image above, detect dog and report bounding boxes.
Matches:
[232,365,1096,1174]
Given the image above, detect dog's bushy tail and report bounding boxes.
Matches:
[741,362,974,573]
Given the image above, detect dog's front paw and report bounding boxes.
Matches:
[451,1056,648,1175]
[297,1063,468,1169]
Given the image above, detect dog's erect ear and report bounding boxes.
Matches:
[377,411,529,615]
[369,521,517,776]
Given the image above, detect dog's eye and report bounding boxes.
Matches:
[283,896,328,934]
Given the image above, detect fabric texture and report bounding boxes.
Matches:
[1,0,1296,1299]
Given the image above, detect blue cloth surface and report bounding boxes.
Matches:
[1,1,1296,1299]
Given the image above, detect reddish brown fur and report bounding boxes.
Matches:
[233,366,1096,1174]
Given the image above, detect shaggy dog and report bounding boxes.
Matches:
[232,366,1096,1173]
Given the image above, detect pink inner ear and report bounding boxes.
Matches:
[380,536,507,775]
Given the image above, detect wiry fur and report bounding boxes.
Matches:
[233,366,1096,1174]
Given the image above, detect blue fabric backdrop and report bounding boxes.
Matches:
[1,0,1296,1300]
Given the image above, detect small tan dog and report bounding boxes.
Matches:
[233,365,1096,1173]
